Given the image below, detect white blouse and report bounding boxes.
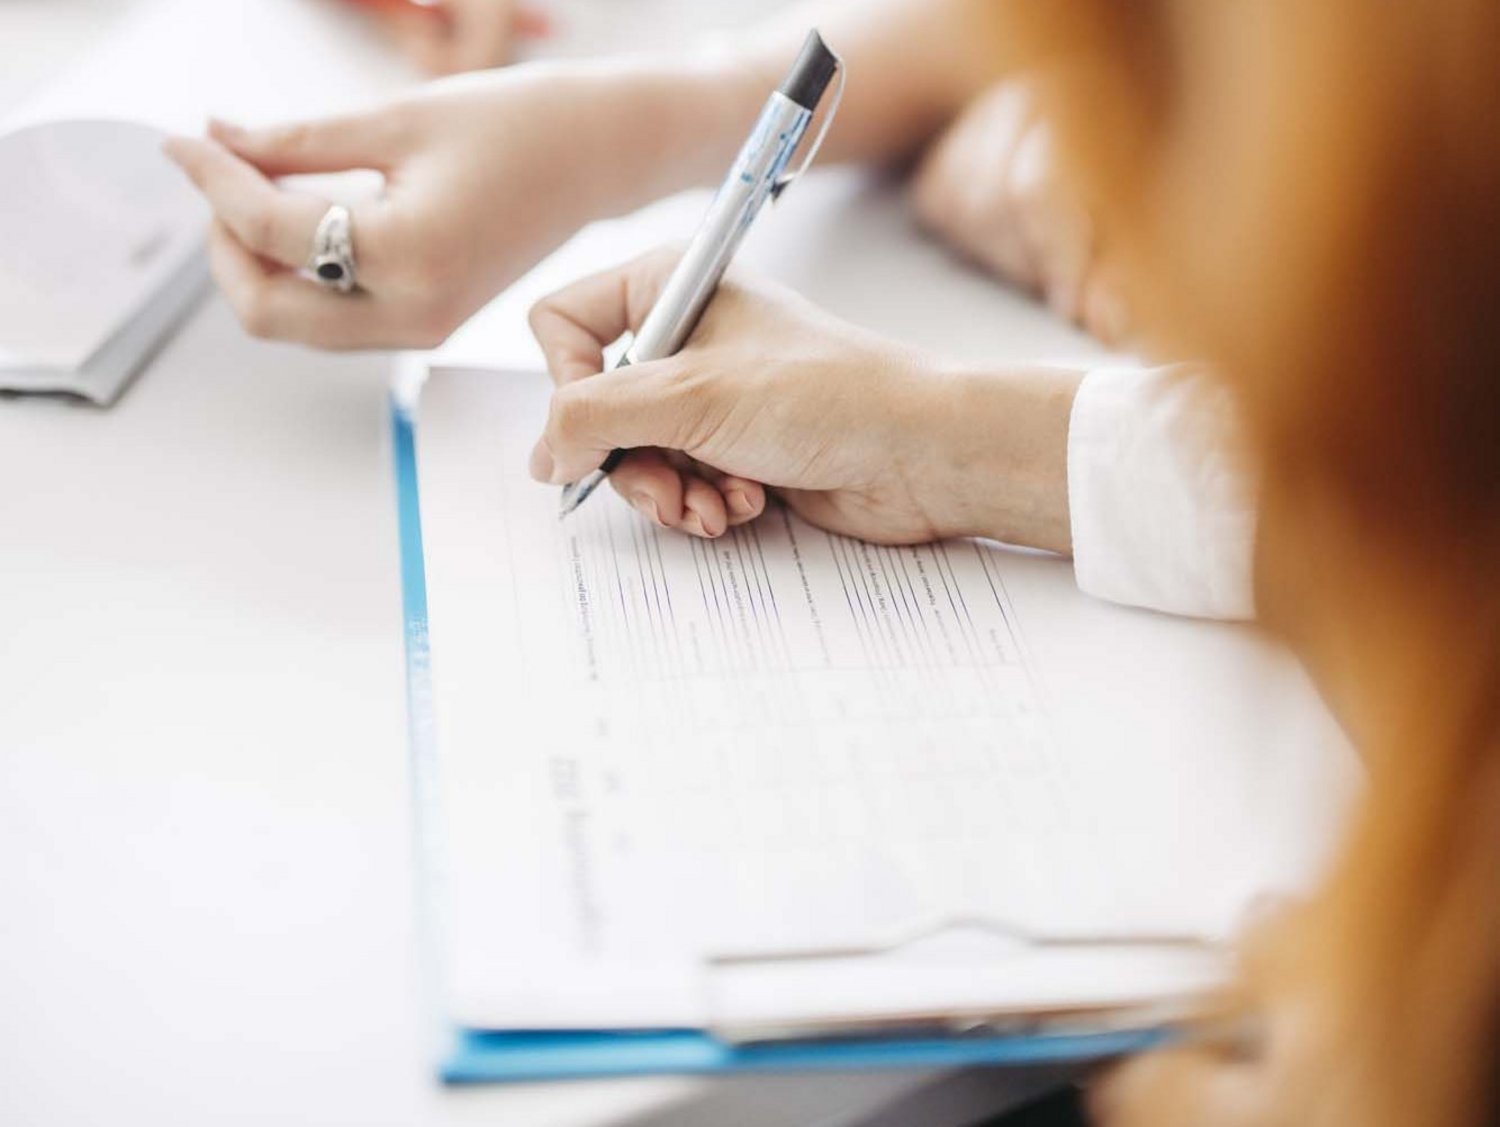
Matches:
[1067,365,1257,620]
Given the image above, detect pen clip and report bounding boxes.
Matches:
[771,50,845,200]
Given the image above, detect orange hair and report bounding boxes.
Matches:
[1011,2,1500,1123]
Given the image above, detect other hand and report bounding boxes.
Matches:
[163,70,624,350]
[528,247,1082,551]
[1090,900,1324,1127]
[913,76,1132,346]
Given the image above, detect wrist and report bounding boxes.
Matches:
[907,363,1084,553]
[556,53,771,216]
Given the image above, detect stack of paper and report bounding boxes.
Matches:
[394,364,1360,1079]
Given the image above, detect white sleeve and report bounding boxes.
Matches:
[1066,365,1257,620]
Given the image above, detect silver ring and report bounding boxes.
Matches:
[308,204,357,294]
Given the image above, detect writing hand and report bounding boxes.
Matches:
[528,247,1082,552]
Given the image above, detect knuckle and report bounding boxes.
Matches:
[526,297,553,338]
[274,121,313,156]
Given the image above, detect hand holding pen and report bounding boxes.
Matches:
[556,30,843,517]
[527,245,1084,554]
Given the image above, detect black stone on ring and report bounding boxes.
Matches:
[308,204,357,293]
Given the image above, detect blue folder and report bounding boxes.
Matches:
[390,392,1171,1084]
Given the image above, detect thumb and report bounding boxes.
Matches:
[207,111,406,177]
[531,361,701,484]
[528,246,684,386]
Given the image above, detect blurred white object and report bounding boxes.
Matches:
[0,119,208,404]
[0,0,139,110]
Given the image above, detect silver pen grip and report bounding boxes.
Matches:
[559,92,815,517]
[626,91,812,364]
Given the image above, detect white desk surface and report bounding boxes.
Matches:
[0,2,1123,1124]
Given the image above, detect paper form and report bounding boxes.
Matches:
[416,367,1355,1030]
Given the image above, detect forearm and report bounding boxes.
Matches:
[910,363,1259,622]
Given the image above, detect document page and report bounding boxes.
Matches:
[415,367,1353,1031]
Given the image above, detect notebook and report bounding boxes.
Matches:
[0,118,209,405]
[391,362,1359,1081]
[0,0,421,406]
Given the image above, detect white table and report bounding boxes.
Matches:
[0,3,1098,1124]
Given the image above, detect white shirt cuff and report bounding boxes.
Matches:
[1067,365,1257,620]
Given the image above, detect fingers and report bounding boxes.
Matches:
[609,450,686,528]
[206,112,405,176]
[527,357,763,541]
[164,136,332,270]
[167,135,399,313]
[912,82,1039,289]
[1010,122,1094,322]
[528,247,682,385]
[680,475,728,539]
[205,222,392,349]
[528,245,770,540]
[706,470,766,526]
[529,359,700,483]
[608,455,761,539]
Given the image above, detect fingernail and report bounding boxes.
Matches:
[726,489,753,519]
[528,441,555,483]
[208,117,245,141]
[681,511,707,538]
[700,509,726,538]
[631,493,662,526]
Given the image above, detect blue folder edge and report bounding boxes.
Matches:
[389,388,1171,1085]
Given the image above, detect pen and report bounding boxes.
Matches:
[558,29,843,517]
